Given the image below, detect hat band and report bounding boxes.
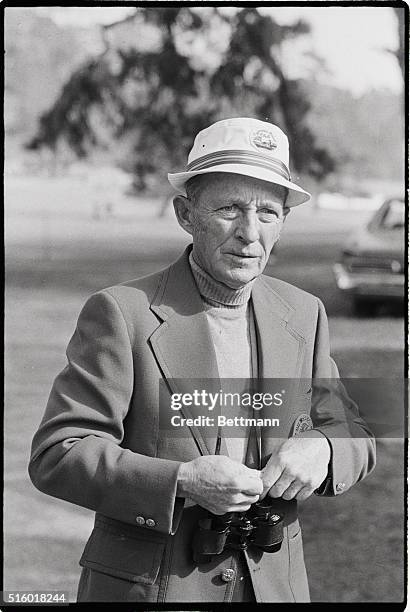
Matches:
[186,150,291,181]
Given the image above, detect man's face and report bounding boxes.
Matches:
[183,174,288,289]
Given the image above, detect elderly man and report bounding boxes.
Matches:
[29,117,375,603]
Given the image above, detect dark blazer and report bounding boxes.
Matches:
[29,246,376,603]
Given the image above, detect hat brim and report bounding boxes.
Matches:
[167,165,311,207]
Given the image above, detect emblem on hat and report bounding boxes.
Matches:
[291,414,313,436]
[250,129,277,151]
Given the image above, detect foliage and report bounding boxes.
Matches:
[28,7,337,190]
[305,83,404,184]
[5,8,97,134]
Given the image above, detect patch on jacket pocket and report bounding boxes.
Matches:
[80,526,165,585]
[290,413,313,436]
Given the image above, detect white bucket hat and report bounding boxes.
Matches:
[168,117,311,207]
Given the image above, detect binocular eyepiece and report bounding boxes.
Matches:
[192,500,284,564]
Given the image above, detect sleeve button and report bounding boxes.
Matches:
[146,518,156,528]
[336,482,346,492]
[135,516,145,526]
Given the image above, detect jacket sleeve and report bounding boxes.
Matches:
[301,298,376,496]
[28,290,184,535]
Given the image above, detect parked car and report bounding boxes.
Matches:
[333,197,405,314]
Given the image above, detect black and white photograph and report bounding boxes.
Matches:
[4,2,407,606]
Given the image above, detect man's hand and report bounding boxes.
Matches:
[177,455,263,515]
[261,432,331,502]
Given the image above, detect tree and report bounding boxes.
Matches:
[26,7,335,190]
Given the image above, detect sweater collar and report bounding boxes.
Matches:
[189,251,254,307]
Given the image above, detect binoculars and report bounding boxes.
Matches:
[192,499,284,564]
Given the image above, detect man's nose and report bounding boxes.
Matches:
[235,212,259,244]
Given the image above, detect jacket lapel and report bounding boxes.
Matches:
[251,277,305,378]
[251,277,306,465]
[149,247,220,455]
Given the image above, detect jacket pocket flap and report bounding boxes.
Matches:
[80,526,165,585]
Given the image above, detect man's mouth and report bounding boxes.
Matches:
[226,252,259,258]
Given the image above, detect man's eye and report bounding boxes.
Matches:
[219,205,236,212]
[258,208,279,217]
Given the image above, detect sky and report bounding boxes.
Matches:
[34,5,403,96]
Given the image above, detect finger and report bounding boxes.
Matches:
[267,472,295,498]
[233,493,260,505]
[240,467,263,482]
[261,462,282,481]
[258,488,268,501]
[243,467,262,478]
[211,507,232,515]
[240,477,264,496]
[261,463,283,495]
[237,463,261,475]
[225,503,252,513]
[282,481,303,501]
[295,487,313,502]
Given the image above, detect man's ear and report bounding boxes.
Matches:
[173,195,194,236]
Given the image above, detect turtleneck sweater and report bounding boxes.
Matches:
[189,252,255,308]
[189,251,257,463]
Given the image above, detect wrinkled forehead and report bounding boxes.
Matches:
[186,172,288,205]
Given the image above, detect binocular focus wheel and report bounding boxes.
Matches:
[257,542,282,553]
[193,552,214,564]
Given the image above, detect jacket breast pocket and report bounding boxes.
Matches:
[78,523,166,602]
[288,389,312,437]
[299,388,312,408]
